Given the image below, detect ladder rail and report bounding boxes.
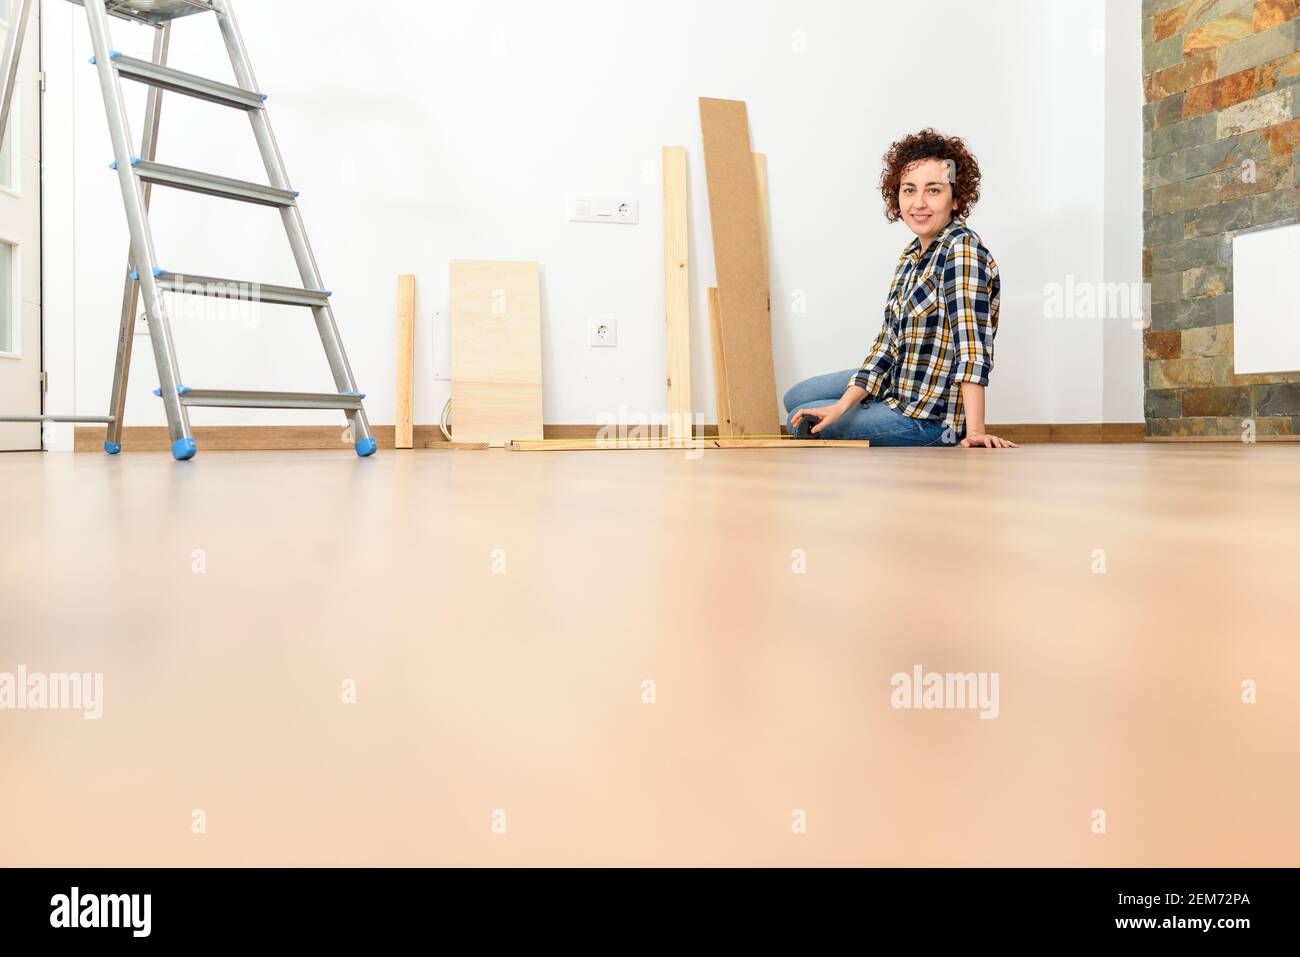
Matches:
[85,0,194,456]
[106,22,170,453]
[212,0,374,451]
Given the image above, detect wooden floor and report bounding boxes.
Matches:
[1,444,1297,866]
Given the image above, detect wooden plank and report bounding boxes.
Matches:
[423,441,491,450]
[508,437,870,451]
[542,423,722,439]
[663,146,692,443]
[699,97,779,437]
[450,260,543,447]
[707,287,731,433]
[395,274,416,449]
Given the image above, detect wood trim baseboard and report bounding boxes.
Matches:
[73,422,1149,452]
[1144,434,1300,442]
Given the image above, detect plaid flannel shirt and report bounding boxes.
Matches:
[851,217,1000,438]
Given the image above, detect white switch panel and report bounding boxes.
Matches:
[569,195,639,225]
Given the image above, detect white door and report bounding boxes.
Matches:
[0,0,40,453]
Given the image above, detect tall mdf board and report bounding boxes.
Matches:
[450,260,543,447]
[699,97,779,436]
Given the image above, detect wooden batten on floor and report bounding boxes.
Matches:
[508,437,871,451]
[75,422,1148,451]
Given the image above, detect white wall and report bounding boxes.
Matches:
[1103,0,1146,423]
[41,0,1145,448]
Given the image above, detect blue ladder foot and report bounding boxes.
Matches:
[171,437,198,461]
[104,441,122,455]
[355,437,377,458]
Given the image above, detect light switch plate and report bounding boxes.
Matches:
[570,195,639,225]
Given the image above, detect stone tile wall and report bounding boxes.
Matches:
[1143,0,1300,436]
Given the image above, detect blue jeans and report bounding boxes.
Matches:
[782,369,954,447]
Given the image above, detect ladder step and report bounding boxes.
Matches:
[178,390,366,411]
[0,414,115,424]
[105,53,266,110]
[152,271,331,308]
[130,160,297,208]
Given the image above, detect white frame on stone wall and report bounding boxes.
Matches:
[1231,218,1300,376]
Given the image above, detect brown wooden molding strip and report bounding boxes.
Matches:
[75,422,1149,451]
[1144,435,1300,442]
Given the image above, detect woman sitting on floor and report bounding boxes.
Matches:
[785,128,1017,449]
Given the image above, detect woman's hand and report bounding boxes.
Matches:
[792,404,844,435]
[960,431,1018,449]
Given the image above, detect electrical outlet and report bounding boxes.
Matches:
[134,312,149,337]
[589,317,617,347]
[570,195,639,225]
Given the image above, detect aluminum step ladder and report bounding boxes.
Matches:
[0,0,376,460]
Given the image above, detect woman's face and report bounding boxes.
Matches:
[898,157,958,244]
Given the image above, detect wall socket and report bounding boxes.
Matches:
[589,317,617,347]
[569,195,639,225]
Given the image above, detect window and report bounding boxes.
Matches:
[0,240,12,354]
[0,0,17,192]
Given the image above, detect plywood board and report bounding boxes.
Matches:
[753,152,770,276]
[395,274,416,449]
[663,146,692,442]
[698,97,779,436]
[450,260,543,446]
[707,288,730,433]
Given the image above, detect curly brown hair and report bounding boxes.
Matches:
[879,128,982,223]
